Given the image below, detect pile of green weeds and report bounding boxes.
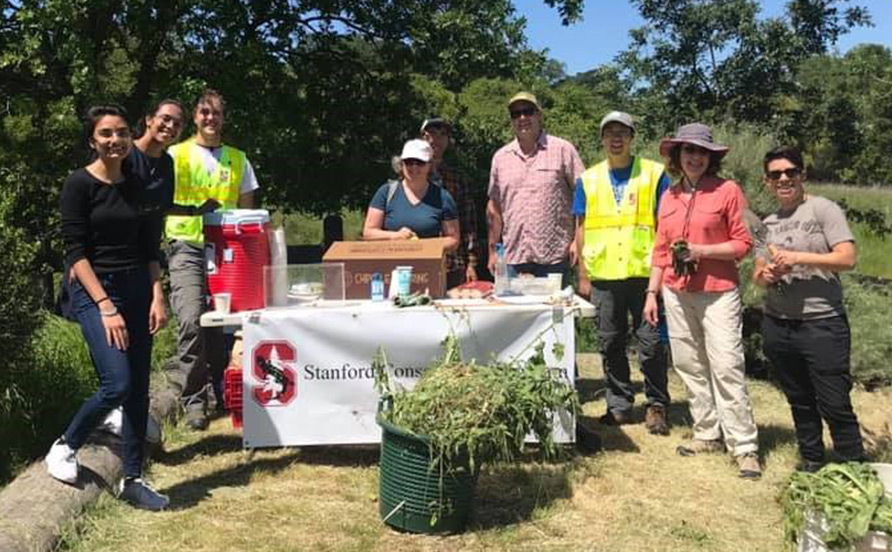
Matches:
[374,335,579,474]
[782,462,892,548]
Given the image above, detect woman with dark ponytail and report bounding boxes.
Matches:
[46,104,169,510]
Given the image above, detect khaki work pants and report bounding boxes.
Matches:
[662,287,758,456]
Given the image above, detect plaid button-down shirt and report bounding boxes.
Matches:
[488,132,584,265]
[431,163,479,274]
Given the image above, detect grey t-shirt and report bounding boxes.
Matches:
[762,195,854,320]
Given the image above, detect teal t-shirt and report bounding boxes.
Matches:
[369,181,457,238]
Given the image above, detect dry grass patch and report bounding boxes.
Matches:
[59,354,892,552]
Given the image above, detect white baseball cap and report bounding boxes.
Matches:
[400,139,433,162]
[599,111,635,134]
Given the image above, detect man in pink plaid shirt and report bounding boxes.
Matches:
[487,92,584,283]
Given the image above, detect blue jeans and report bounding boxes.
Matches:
[64,267,152,478]
[507,260,569,286]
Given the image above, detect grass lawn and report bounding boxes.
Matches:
[59,355,892,552]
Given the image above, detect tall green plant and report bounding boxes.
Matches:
[0,315,94,483]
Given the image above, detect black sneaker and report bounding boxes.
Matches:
[119,478,169,511]
[796,459,825,473]
[184,407,209,431]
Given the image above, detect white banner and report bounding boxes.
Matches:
[242,302,577,448]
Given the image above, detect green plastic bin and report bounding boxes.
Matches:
[378,415,477,534]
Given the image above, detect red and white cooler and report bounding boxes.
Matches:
[204,209,271,312]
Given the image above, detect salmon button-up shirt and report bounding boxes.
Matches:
[652,175,752,292]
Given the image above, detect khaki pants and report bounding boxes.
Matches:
[662,287,758,456]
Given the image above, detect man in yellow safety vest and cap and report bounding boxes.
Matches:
[574,111,671,435]
[165,89,259,430]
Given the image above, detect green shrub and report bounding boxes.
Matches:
[843,274,892,388]
[0,315,95,483]
[0,186,46,482]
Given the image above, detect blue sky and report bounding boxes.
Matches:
[519,0,892,76]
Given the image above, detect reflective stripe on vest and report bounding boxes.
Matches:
[581,157,663,280]
[165,140,246,244]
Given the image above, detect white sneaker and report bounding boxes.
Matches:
[98,407,124,437]
[45,438,79,484]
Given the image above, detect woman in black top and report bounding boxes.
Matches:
[127,98,219,217]
[46,105,169,511]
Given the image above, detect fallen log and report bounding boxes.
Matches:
[0,380,180,552]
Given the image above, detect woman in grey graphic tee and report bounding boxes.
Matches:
[753,146,864,473]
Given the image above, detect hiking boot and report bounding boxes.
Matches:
[45,437,79,484]
[736,452,762,479]
[576,423,603,454]
[119,478,170,511]
[184,406,208,431]
[676,438,724,457]
[183,394,208,431]
[644,405,670,436]
[599,410,632,426]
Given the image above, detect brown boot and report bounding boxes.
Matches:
[736,452,762,480]
[644,405,670,436]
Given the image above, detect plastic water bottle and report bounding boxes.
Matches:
[494,242,510,296]
[371,273,384,301]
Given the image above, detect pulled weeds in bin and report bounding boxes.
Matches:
[781,462,892,548]
[373,335,579,475]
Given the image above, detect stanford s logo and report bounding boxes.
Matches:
[251,341,297,406]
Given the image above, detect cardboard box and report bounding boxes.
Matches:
[322,238,448,299]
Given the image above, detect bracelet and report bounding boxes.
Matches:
[95,297,110,305]
[100,306,119,317]
[645,289,659,295]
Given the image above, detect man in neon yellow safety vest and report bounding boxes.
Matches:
[165,89,259,430]
[574,111,671,436]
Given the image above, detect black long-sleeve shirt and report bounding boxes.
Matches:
[60,168,162,273]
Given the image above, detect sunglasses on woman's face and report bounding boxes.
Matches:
[766,167,802,181]
[403,159,428,167]
[681,144,709,155]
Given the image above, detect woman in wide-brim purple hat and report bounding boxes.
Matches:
[642,123,761,479]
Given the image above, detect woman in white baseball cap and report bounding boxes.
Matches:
[362,139,459,251]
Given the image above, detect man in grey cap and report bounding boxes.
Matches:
[420,117,481,288]
[573,111,672,435]
[487,92,584,282]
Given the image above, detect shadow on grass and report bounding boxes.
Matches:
[162,451,301,509]
[665,400,694,428]
[158,434,380,469]
[471,462,575,530]
[156,434,244,466]
[757,423,798,455]
[295,445,379,468]
[575,375,607,404]
[581,414,640,453]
